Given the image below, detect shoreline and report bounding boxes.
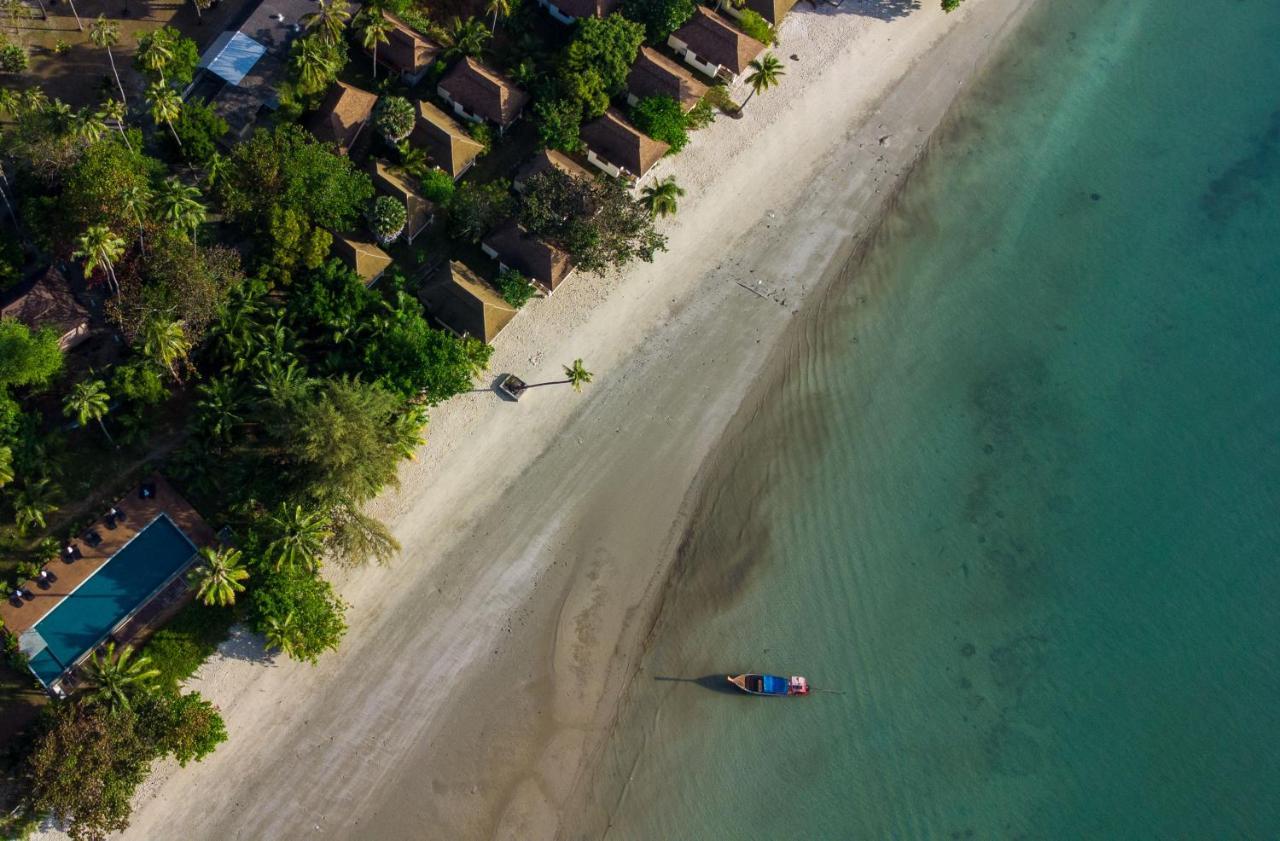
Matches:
[44,1,1039,838]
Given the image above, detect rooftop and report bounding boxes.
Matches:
[438,57,531,127]
[672,7,766,75]
[379,11,442,77]
[419,261,517,342]
[308,81,379,154]
[580,108,670,177]
[483,220,574,291]
[627,46,710,112]
[513,149,595,191]
[331,233,394,285]
[410,100,485,178]
[370,159,435,240]
[1,265,90,351]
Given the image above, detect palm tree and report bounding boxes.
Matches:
[65,0,83,31]
[89,16,127,104]
[155,176,206,244]
[63,379,115,445]
[147,82,183,148]
[71,108,106,145]
[190,0,212,23]
[188,546,249,607]
[262,611,301,658]
[79,643,159,711]
[196,377,242,444]
[301,0,352,43]
[136,32,174,81]
[358,10,392,78]
[293,36,337,91]
[512,359,593,394]
[13,478,59,535]
[485,0,514,33]
[392,405,428,461]
[97,98,133,151]
[0,446,12,488]
[73,225,125,295]
[742,53,785,108]
[265,504,331,573]
[641,176,684,218]
[120,183,151,255]
[444,17,490,61]
[142,316,192,382]
[204,151,230,191]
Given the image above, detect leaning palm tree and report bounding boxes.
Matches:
[293,36,337,91]
[79,643,159,711]
[63,379,115,445]
[262,611,301,658]
[485,0,514,33]
[147,82,183,147]
[301,0,352,44]
[142,316,192,382]
[742,53,785,108]
[444,17,490,61]
[358,10,392,78]
[641,176,684,218]
[265,504,331,573]
[97,98,133,151]
[64,0,83,30]
[135,31,174,81]
[89,16,127,104]
[71,108,106,145]
[120,183,151,255]
[188,546,249,607]
[155,176,206,244]
[513,359,593,394]
[73,225,125,295]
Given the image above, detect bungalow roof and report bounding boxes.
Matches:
[743,0,797,24]
[673,7,766,75]
[438,57,530,127]
[308,81,378,153]
[1,266,90,351]
[331,233,393,285]
[369,159,434,239]
[380,12,442,76]
[483,220,574,291]
[627,46,710,112]
[580,109,670,178]
[419,261,517,343]
[410,100,485,178]
[513,149,594,191]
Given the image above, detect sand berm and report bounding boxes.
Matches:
[33,0,1036,837]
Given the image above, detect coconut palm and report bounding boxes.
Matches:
[63,378,115,445]
[188,546,250,607]
[0,446,12,488]
[79,643,159,711]
[641,176,684,218]
[155,176,206,244]
[204,151,230,191]
[97,98,133,151]
[293,36,337,91]
[742,53,785,107]
[444,17,490,61]
[142,316,192,382]
[136,32,174,81]
[73,225,124,295]
[512,359,593,394]
[13,478,59,535]
[196,376,242,444]
[147,82,183,147]
[301,0,352,43]
[120,182,151,255]
[358,10,392,78]
[265,504,332,573]
[71,108,106,145]
[64,0,83,30]
[392,405,428,461]
[485,0,514,33]
[262,611,301,658]
[89,16,127,103]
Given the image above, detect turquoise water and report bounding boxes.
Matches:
[584,0,1280,837]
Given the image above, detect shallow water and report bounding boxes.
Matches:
[583,0,1280,837]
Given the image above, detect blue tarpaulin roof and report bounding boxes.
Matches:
[200,31,267,86]
[761,675,790,695]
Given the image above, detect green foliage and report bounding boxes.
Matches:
[622,0,696,44]
[369,195,408,243]
[535,97,583,153]
[171,99,228,164]
[364,291,493,401]
[942,0,963,10]
[249,567,348,664]
[562,14,645,117]
[520,169,667,273]
[136,690,228,766]
[110,359,169,408]
[290,33,347,96]
[373,95,415,142]
[630,94,688,152]
[109,230,243,342]
[496,267,534,308]
[0,228,22,290]
[417,167,456,204]
[468,120,494,154]
[0,320,63,391]
[142,601,235,691]
[447,179,513,243]
[444,16,491,61]
[59,136,162,245]
[188,546,250,606]
[134,26,199,86]
[0,42,27,74]
[78,642,160,712]
[735,9,775,45]
[684,97,715,130]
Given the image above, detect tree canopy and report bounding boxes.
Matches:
[0,320,63,391]
[621,0,696,44]
[561,14,646,118]
[629,94,688,152]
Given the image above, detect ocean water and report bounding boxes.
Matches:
[583,0,1280,837]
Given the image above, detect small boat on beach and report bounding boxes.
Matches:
[727,673,809,696]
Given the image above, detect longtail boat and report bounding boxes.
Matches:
[727,673,809,696]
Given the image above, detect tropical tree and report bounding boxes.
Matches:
[485,0,514,33]
[444,16,490,61]
[301,0,352,43]
[70,108,106,145]
[63,378,115,445]
[261,610,301,658]
[79,642,160,711]
[120,182,151,255]
[196,376,242,444]
[147,81,183,147]
[358,9,392,78]
[292,35,338,92]
[89,15,127,103]
[742,53,784,107]
[142,316,192,382]
[73,225,125,294]
[265,504,332,572]
[188,546,250,607]
[373,95,415,143]
[368,195,407,245]
[98,97,133,150]
[135,30,174,81]
[155,176,206,244]
[512,359,593,394]
[0,446,13,487]
[641,176,684,217]
[65,0,83,31]
[13,477,59,535]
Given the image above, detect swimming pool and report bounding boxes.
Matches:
[26,515,197,687]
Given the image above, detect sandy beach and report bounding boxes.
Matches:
[32,0,1035,837]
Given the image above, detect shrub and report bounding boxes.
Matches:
[684,97,715,130]
[134,27,200,86]
[535,97,583,153]
[622,0,696,44]
[0,228,22,290]
[136,690,228,766]
[369,195,408,244]
[142,601,236,690]
[735,9,775,46]
[374,95,415,143]
[418,168,455,204]
[111,359,169,410]
[0,43,28,74]
[629,94,688,153]
[172,100,228,164]
[249,568,348,664]
[446,180,512,243]
[496,268,534,308]
[468,121,493,154]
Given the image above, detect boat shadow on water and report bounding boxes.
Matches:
[653,675,751,696]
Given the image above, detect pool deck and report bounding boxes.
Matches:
[0,475,216,637]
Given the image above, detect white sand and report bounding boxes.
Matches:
[32,0,1037,837]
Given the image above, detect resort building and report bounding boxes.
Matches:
[667,7,766,84]
[410,100,486,180]
[579,109,670,182]
[308,81,379,155]
[0,476,215,696]
[1,265,90,351]
[187,0,319,141]
[533,0,621,26]
[626,46,710,113]
[331,233,394,286]
[374,12,442,85]
[513,149,594,193]
[418,261,517,343]
[482,221,575,293]
[369,159,435,244]
[437,57,531,130]
[723,0,796,26]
